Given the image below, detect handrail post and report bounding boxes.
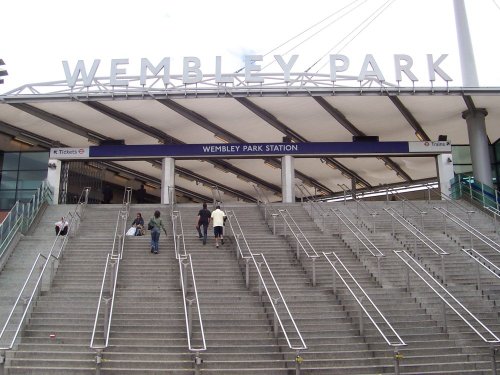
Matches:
[109,261,116,296]
[358,296,364,336]
[273,299,279,338]
[492,346,498,375]
[0,349,5,375]
[236,234,241,259]
[442,300,448,333]
[187,298,194,339]
[421,212,425,231]
[272,214,277,236]
[476,260,482,291]
[312,258,316,287]
[332,267,337,295]
[496,190,499,211]
[183,262,188,296]
[103,297,111,338]
[377,256,381,283]
[441,255,446,285]
[258,262,263,298]
[481,183,486,206]
[405,264,411,292]
[322,213,326,232]
[245,258,250,289]
[296,236,300,260]
[442,212,447,236]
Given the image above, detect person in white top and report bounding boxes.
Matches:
[55,217,69,236]
[210,205,227,248]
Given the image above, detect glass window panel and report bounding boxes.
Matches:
[453,165,473,175]
[16,189,38,203]
[1,153,19,171]
[452,146,472,164]
[17,171,47,190]
[0,171,18,190]
[0,191,16,211]
[19,152,49,171]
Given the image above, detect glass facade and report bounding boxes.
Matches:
[0,151,49,210]
[452,144,497,187]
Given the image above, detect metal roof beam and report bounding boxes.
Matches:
[314,96,412,182]
[85,101,281,194]
[387,96,431,141]
[236,96,369,190]
[158,98,334,195]
[8,103,111,144]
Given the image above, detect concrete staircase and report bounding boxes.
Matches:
[1,200,499,374]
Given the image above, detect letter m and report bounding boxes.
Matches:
[62,59,101,88]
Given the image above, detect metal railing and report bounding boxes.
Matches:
[384,207,448,283]
[485,207,500,234]
[171,208,206,371]
[90,187,132,370]
[225,210,307,371]
[386,187,428,230]
[394,249,500,374]
[323,251,406,375]
[434,206,500,255]
[461,248,500,291]
[451,175,499,211]
[425,184,476,215]
[253,185,280,233]
[0,187,90,369]
[278,209,320,286]
[330,208,384,281]
[0,180,53,259]
[295,184,331,232]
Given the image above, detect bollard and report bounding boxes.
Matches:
[95,349,102,375]
[492,346,498,375]
[394,348,402,375]
[194,352,203,375]
[295,352,303,375]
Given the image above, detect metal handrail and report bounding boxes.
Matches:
[387,187,427,220]
[485,206,500,233]
[90,187,131,353]
[211,185,226,212]
[0,187,90,356]
[425,184,475,215]
[110,187,132,260]
[253,185,279,223]
[225,210,307,354]
[0,180,53,258]
[323,252,406,347]
[330,208,384,258]
[434,206,500,254]
[178,254,206,353]
[254,253,307,351]
[394,250,500,345]
[172,208,206,357]
[384,208,448,256]
[461,248,500,281]
[278,209,319,258]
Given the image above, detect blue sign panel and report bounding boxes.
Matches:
[50,141,451,160]
[89,142,411,159]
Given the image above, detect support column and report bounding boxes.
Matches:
[161,157,175,205]
[281,155,295,203]
[463,109,492,187]
[47,159,61,204]
[436,154,455,197]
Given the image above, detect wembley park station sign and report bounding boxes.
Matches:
[62,54,453,88]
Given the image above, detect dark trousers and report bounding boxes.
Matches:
[197,222,208,243]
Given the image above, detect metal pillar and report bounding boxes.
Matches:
[281,155,295,203]
[463,109,492,188]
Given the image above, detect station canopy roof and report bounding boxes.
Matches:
[1,76,499,203]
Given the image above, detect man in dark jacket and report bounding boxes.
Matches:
[196,203,211,245]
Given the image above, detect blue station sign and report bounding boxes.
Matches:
[49,141,451,160]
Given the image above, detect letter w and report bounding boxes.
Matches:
[62,59,101,88]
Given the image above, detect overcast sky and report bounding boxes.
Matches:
[1,0,500,92]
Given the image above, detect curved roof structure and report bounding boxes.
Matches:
[1,75,499,202]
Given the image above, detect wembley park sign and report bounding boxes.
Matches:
[62,54,453,88]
